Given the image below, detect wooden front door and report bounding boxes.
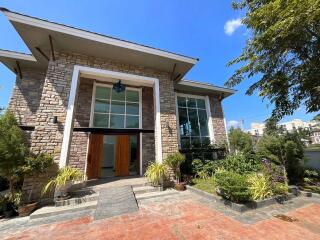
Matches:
[87,134,103,180]
[115,135,130,176]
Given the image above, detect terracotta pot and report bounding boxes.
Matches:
[175,183,186,191]
[17,202,38,217]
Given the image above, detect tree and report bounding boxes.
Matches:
[226,0,320,121]
[313,114,320,121]
[228,127,253,154]
[0,111,28,196]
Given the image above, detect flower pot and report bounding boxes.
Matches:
[175,183,186,191]
[17,202,38,217]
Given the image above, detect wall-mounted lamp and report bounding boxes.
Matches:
[53,116,58,124]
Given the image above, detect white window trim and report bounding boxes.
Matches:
[175,93,215,148]
[59,65,163,169]
[90,81,142,129]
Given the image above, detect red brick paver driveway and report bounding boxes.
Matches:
[3,200,320,240]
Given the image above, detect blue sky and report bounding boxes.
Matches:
[0,0,316,129]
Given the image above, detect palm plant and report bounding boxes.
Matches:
[164,152,185,183]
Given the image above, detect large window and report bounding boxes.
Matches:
[92,85,140,128]
[177,95,210,149]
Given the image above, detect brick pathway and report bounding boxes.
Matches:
[2,191,320,240]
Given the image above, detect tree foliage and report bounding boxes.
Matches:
[226,0,320,120]
[228,127,253,154]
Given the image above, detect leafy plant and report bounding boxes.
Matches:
[228,127,253,154]
[213,171,251,203]
[197,170,209,180]
[164,152,185,182]
[23,153,54,176]
[191,159,203,175]
[273,183,289,196]
[144,162,168,186]
[0,111,28,196]
[247,173,273,200]
[42,167,83,195]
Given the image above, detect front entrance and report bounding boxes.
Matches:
[87,134,139,179]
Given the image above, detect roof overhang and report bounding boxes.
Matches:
[0,49,45,73]
[175,80,236,99]
[1,8,198,79]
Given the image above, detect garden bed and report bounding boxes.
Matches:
[187,185,297,213]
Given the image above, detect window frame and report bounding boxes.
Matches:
[175,93,214,149]
[90,81,142,129]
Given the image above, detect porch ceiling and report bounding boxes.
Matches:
[1,8,198,79]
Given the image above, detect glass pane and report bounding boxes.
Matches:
[111,89,125,101]
[198,109,209,137]
[126,102,139,115]
[201,137,211,146]
[191,137,201,148]
[178,108,189,136]
[111,101,125,114]
[177,96,186,107]
[187,98,197,108]
[126,90,139,102]
[110,115,124,128]
[126,116,139,128]
[197,99,206,109]
[129,135,139,175]
[188,108,200,136]
[180,137,190,149]
[94,99,110,113]
[96,87,110,99]
[93,113,109,127]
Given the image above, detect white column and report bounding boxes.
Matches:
[59,66,80,168]
[205,96,215,144]
[153,79,163,163]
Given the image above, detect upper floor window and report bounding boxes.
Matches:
[177,95,210,149]
[92,85,140,128]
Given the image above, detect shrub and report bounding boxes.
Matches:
[273,183,289,196]
[42,166,83,195]
[247,173,273,200]
[213,171,251,203]
[228,127,253,154]
[23,153,54,176]
[164,152,185,182]
[191,159,203,175]
[144,162,168,186]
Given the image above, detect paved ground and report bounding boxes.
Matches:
[1,190,320,240]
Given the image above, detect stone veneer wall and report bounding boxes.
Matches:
[142,87,155,172]
[209,96,228,146]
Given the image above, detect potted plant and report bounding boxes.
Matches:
[18,153,54,217]
[164,152,186,191]
[42,166,83,200]
[144,162,168,189]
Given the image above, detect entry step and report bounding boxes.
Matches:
[135,189,179,201]
[132,185,160,195]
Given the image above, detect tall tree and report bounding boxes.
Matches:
[228,127,253,154]
[226,0,320,120]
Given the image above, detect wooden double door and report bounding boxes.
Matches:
[87,134,138,179]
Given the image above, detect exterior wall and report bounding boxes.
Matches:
[142,87,155,172]
[209,96,228,146]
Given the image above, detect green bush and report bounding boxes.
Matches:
[273,183,289,195]
[247,173,273,200]
[23,153,54,176]
[213,171,251,203]
[144,162,168,186]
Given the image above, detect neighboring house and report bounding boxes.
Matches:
[0,8,234,201]
[311,128,320,145]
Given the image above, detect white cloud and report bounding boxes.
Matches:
[227,120,241,129]
[224,18,243,36]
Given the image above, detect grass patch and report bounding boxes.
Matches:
[191,177,216,194]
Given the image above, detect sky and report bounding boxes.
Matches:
[0,0,316,130]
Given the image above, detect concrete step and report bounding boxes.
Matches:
[132,185,159,195]
[30,201,97,220]
[55,187,99,207]
[135,189,179,201]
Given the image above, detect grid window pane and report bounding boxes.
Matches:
[188,108,200,136]
[177,96,186,107]
[111,101,125,114]
[187,98,197,108]
[126,90,139,102]
[126,116,139,128]
[198,109,209,137]
[96,87,110,99]
[110,115,124,128]
[112,89,125,101]
[191,137,201,148]
[94,114,109,127]
[126,102,139,115]
[94,99,110,113]
[178,108,189,136]
[180,137,190,149]
[197,99,206,109]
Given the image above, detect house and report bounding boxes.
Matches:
[0,8,235,201]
